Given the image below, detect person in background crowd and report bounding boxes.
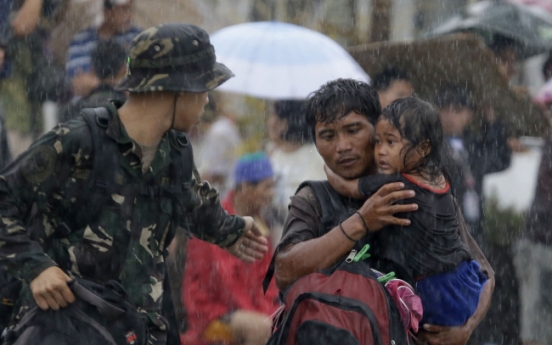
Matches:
[372,67,414,108]
[0,37,12,168]
[195,93,242,199]
[489,35,518,82]
[0,6,13,167]
[0,0,69,154]
[435,85,511,236]
[59,39,127,122]
[514,132,552,345]
[182,153,280,345]
[488,34,533,155]
[268,100,325,219]
[0,0,12,81]
[66,0,140,97]
[435,86,516,345]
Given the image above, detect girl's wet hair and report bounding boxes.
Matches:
[381,97,457,186]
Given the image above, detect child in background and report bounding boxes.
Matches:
[327,97,487,327]
[182,153,280,345]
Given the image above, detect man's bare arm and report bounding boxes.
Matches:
[275,215,365,291]
[275,182,417,291]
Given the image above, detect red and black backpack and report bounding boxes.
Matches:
[264,181,410,345]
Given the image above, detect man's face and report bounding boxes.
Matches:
[241,178,275,210]
[267,113,287,145]
[438,105,473,137]
[252,178,275,208]
[104,2,133,33]
[496,46,517,80]
[378,80,413,109]
[315,111,376,180]
[173,92,209,132]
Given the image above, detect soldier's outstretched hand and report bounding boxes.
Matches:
[226,216,268,263]
[30,266,76,311]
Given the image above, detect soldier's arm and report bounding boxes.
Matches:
[182,169,267,262]
[185,168,246,247]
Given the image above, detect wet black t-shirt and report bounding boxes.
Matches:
[358,173,471,279]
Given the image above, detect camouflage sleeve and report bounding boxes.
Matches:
[0,123,79,283]
[185,168,245,248]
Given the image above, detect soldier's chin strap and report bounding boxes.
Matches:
[170,93,178,129]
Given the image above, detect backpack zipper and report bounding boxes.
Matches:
[345,249,357,263]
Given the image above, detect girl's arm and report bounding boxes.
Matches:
[324,165,363,199]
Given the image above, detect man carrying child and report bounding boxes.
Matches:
[274,78,494,345]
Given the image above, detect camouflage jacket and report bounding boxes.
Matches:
[0,102,245,338]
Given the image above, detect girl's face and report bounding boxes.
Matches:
[374,119,424,174]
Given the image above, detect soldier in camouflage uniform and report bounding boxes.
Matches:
[0,23,268,344]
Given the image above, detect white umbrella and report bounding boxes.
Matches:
[210,21,370,100]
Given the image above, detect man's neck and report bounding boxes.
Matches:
[277,140,303,153]
[98,79,116,88]
[117,94,173,145]
[98,23,118,39]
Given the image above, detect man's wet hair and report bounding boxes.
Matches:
[305,79,381,141]
[274,100,312,144]
[372,68,410,92]
[489,34,516,55]
[104,0,130,9]
[91,39,127,81]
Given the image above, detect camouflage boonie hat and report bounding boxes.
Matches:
[116,23,234,93]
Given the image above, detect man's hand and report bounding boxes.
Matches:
[358,182,417,232]
[0,47,5,72]
[30,266,75,311]
[324,165,362,199]
[72,71,100,97]
[226,216,268,263]
[416,324,472,345]
[11,0,43,37]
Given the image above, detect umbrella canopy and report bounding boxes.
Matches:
[509,0,552,14]
[428,0,552,59]
[210,21,370,100]
[348,34,548,136]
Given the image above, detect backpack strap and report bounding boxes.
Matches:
[262,180,351,293]
[69,280,125,320]
[81,107,120,194]
[165,130,195,220]
[50,107,120,237]
[168,130,193,183]
[301,181,351,236]
[163,131,194,345]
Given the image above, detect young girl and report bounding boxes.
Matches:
[328,96,487,327]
